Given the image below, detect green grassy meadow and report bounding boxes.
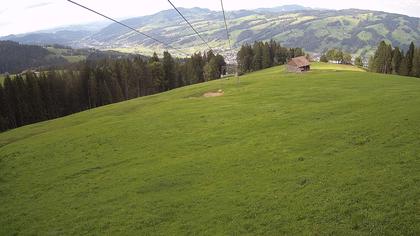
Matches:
[0,63,419,235]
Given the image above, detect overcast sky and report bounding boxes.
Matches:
[1,0,420,36]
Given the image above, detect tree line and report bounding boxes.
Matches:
[0,51,226,132]
[236,40,304,74]
[369,41,420,77]
[320,49,358,65]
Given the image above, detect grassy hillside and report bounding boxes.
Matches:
[1,63,419,235]
[45,46,87,63]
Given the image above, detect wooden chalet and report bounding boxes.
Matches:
[287,56,311,73]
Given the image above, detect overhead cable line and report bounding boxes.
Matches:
[220,0,232,52]
[66,0,188,56]
[166,0,213,52]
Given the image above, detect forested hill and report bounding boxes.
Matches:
[2,6,420,56]
[0,41,148,74]
[0,41,67,74]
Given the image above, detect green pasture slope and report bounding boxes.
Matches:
[0,63,419,235]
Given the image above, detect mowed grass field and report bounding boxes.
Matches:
[1,63,419,235]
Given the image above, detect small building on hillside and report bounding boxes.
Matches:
[287,56,311,73]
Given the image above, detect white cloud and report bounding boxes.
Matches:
[25,2,53,9]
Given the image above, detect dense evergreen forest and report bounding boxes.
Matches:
[236,40,305,74]
[370,41,420,77]
[0,41,68,74]
[0,51,226,131]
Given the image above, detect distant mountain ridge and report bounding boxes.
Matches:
[2,5,420,56]
[254,4,313,13]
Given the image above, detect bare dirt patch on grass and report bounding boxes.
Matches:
[203,90,224,98]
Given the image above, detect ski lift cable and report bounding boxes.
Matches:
[166,0,213,52]
[220,0,232,52]
[66,0,189,56]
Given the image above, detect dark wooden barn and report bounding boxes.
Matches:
[287,56,311,73]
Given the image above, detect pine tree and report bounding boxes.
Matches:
[214,54,226,77]
[411,48,420,78]
[237,44,253,73]
[88,72,98,108]
[2,76,17,128]
[110,79,124,102]
[399,56,410,76]
[368,56,375,71]
[275,45,288,64]
[162,51,176,90]
[269,40,277,64]
[206,50,215,63]
[252,42,263,71]
[406,42,415,75]
[262,42,272,69]
[15,75,32,126]
[148,61,164,93]
[372,41,392,73]
[98,80,113,106]
[0,84,8,131]
[204,58,219,81]
[26,73,45,122]
[190,53,204,83]
[391,47,402,74]
[384,44,393,74]
[149,52,160,63]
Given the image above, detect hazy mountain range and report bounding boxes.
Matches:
[2,5,420,57]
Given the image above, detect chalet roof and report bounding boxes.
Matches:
[288,56,310,67]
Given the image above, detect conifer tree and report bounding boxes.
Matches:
[411,49,420,78]
[204,58,219,81]
[262,42,272,69]
[98,80,113,106]
[368,56,375,71]
[252,42,263,71]
[26,73,45,122]
[399,57,410,76]
[190,53,204,83]
[2,76,17,128]
[406,42,415,75]
[0,84,8,131]
[206,50,215,63]
[372,41,392,73]
[237,44,253,73]
[391,47,402,74]
[162,51,176,91]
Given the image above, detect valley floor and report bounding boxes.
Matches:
[0,63,419,235]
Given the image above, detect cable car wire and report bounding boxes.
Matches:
[66,0,188,56]
[166,0,213,52]
[220,0,232,52]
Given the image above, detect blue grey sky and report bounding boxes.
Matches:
[1,0,420,36]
